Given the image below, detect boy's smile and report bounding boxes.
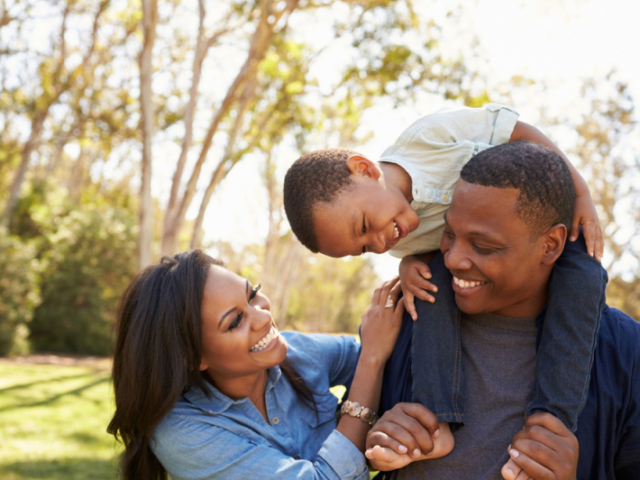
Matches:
[312,173,419,257]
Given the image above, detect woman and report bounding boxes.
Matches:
[107,250,408,479]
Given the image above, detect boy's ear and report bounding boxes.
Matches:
[345,154,381,180]
[541,224,567,265]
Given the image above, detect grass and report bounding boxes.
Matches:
[0,362,120,480]
[0,362,378,480]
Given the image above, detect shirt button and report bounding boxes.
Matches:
[441,194,449,202]
[411,203,419,210]
[272,417,280,425]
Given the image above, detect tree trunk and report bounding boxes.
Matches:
[160,0,299,256]
[137,0,158,269]
[2,113,45,228]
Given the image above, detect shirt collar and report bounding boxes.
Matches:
[183,366,283,415]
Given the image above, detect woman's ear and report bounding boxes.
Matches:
[541,224,567,265]
[199,359,209,372]
[345,154,382,180]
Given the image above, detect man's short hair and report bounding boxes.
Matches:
[284,148,358,253]
[461,141,575,239]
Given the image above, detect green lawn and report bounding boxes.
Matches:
[0,363,120,480]
[0,362,377,480]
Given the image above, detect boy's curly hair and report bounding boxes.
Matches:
[461,141,575,239]
[284,149,359,253]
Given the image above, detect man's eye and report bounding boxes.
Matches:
[473,245,495,255]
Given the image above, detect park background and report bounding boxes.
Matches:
[1,0,639,478]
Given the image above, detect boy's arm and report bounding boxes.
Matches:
[509,121,603,260]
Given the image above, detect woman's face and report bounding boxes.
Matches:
[199,266,288,382]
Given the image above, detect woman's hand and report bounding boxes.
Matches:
[359,277,405,365]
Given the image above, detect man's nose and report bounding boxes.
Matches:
[443,242,473,271]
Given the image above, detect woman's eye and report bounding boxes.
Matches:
[228,313,243,331]
[249,284,261,301]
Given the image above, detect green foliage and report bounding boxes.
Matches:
[0,230,40,356]
[29,205,137,355]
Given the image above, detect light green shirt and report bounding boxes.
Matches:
[381,103,520,258]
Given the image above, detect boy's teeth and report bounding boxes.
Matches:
[393,222,399,239]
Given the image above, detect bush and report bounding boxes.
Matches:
[0,229,40,356]
[29,205,137,355]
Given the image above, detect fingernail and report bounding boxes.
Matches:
[429,298,435,303]
[432,287,438,292]
[509,449,520,459]
[432,429,440,438]
[570,236,576,241]
[365,449,372,457]
[507,444,511,451]
[504,467,514,478]
[412,448,421,458]
[398,445,407,453]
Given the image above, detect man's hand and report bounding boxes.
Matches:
[365,403,454,471]
[399,256,438,321]
[503,413,578,480]
[571,193,603,261]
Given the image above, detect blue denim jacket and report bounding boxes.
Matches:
[151,332,368,480]
[379,305,640,479]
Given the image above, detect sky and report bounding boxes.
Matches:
[197,0,640,279]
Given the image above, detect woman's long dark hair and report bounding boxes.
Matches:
[107,250,316,480]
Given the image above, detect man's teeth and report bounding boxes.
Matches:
[249,326,278,352]
[453,276,485,289]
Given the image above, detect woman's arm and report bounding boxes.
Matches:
[509,121,603,260]
[334,277,410,452]
[153,421,370,480]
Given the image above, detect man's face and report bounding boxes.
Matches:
[440,180,552,318]
[312,174,419,257]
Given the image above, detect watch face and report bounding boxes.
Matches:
[347,401,362,416]
[360,408,374,422]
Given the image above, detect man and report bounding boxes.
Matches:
[365,142,640,479]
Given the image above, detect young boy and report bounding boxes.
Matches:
[283,104,606,476]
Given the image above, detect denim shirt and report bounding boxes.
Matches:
[151,332,368,480]
[379,305,640,479]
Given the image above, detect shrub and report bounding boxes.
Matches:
[0,229,40,356]
[29,205,137,355]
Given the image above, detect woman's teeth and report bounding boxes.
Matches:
[249,326,278,352]
[453,276,486,289]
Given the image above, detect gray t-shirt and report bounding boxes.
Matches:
[396,311,538,480]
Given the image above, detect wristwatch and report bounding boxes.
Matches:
[340,400,378,426]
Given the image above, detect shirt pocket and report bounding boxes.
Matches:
[300,393,339,428]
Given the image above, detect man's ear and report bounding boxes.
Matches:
[345,154,381,180]
[541,224,567,265]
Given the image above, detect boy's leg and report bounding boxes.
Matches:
[411,252,466,427]
[526,229,608,432]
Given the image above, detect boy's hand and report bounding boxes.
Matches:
[399,256,438,321]
[570,193,603,261]
[504,413,578,480]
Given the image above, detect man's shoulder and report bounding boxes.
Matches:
[598,305,640,354]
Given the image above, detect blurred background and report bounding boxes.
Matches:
[1,0,639,478]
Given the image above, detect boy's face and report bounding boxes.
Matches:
[441,180,562,318]
[312,158,419,257]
